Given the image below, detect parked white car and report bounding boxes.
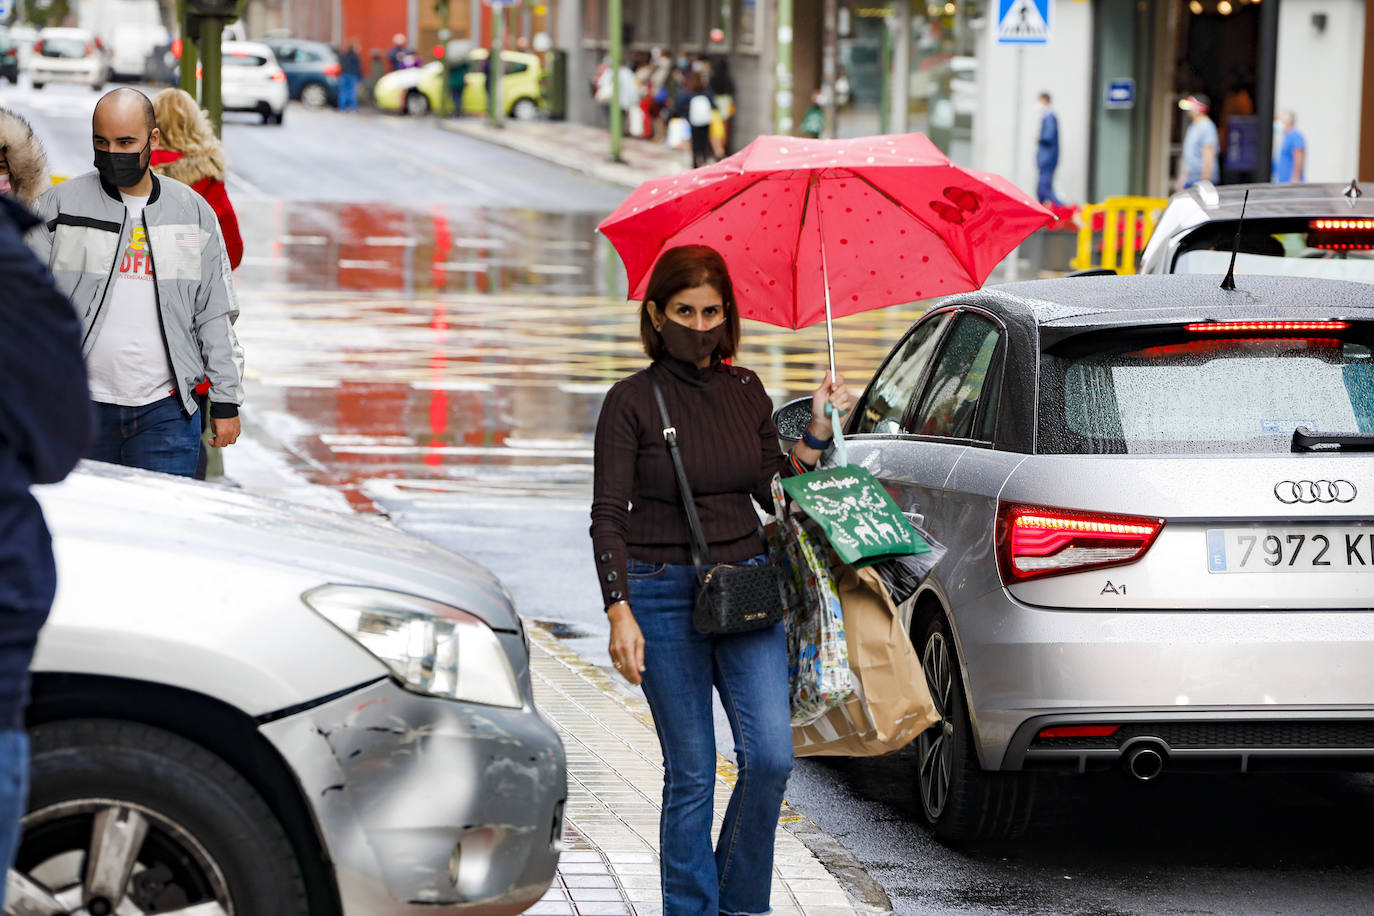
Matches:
[107,22,170,81]
[27,27,107,91]
[9,463,566,915]
[220,39,288,125]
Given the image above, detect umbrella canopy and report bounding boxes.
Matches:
[598,134,1055,334]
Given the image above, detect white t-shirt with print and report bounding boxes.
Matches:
[85,193,178,407]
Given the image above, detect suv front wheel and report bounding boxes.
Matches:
[916,612,1035,843]
[9,719,310,915]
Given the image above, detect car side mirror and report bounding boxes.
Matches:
[772,397,812,450]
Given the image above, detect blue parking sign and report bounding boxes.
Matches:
[997,0,1052,44]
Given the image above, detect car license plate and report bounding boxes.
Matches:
[1207,527,1374,573]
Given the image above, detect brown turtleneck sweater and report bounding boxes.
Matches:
[590,356,792,610]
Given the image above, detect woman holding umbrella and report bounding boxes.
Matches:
[591,245,854,916]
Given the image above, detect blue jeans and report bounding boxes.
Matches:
[1037,167,1061,206]
[0,729,29,909]
[339,74,359,111]
[629,555,793,916]
[88,396,201,478]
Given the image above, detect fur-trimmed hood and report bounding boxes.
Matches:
[151,147,227,186]
[0,108,51,207]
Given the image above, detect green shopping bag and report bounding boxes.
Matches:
[780,418,930,568]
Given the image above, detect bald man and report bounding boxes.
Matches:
[30,88,243,478]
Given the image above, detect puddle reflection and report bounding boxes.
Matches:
[234,201,929,507]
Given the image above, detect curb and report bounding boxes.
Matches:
[436,118,687,190]
[529,621,894,913]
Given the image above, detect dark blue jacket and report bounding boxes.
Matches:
[0,194,92,727]
[1037,109,1059,171]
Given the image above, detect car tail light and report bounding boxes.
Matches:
[33,40,43,55]
[997,503,1164,583]
[323,61,341,76]
[271,70,286,82]
[85,42,94,55]
[1184,320,1350,334]
[1037,725,1120,739]
[172,38,182,58]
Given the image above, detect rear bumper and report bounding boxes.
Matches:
[1007,709,1374,773]
[223,85,288,112]
[260,678,566,915]
[28,65,99,84]
[956,589,1374,770]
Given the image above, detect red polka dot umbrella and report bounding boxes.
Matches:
[597,133,1055,376]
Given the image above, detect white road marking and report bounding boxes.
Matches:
[453,237,506,249]
[529,264,583,276]
[364,236,419,247]
[337,259,391,269]
[435,261,489,272]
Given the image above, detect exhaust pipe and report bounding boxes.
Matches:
[1124,743,1166,781]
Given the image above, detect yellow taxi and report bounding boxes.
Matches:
[372,49,543,119]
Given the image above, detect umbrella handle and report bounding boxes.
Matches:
[826,402,848,468]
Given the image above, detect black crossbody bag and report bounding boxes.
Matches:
[648,371,787,635]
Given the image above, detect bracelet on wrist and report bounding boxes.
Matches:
[801,428,833,451]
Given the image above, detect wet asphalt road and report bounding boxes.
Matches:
[11,83,1374,914]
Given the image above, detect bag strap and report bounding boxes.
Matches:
[647,369,712,570]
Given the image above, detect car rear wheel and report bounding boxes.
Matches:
[510,97,538,121]
[300,81,328,108]
[405,90,430,117]
[916,612,1035,843]
[9,719,309,916]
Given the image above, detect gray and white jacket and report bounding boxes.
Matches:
[29,171,243,418]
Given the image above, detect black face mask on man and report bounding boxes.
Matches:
[94,139,150,189]
[657,317,727,365]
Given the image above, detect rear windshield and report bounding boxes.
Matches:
[40,37,89,58]
[1039,325,1374,454]
[223,53,270,67]
[1172,218,1374,284]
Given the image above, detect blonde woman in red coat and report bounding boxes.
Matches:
[150,89,243,270]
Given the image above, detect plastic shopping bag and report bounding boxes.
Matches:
[792,562,939,757]
[665,117,690,150]
[769,477,852,726]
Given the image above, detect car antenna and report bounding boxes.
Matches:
[1219,189,1250,292]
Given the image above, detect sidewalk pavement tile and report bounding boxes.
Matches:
[439,118,690,190]
[530,624,864,915]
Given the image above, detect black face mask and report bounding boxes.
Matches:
[94,140,150,189]
[658,318,727,365]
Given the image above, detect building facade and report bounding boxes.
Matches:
[561,0,1370,204]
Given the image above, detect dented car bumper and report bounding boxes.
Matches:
[260,677,566,915]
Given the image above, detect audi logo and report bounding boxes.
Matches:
[1273,480,1358,504]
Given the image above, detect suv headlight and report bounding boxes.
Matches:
[302,585,523,709]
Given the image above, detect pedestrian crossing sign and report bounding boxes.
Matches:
[997,0,1052,44]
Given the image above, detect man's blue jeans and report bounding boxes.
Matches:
[88,396,201,478]
[339,74,359,111]
[628,556,793,916]
[1037,167,1061,206]
[0,729,29,909]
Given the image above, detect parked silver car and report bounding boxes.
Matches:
[1140,179,1374,282]
[781,273,1374,842]
[10,463,565,914]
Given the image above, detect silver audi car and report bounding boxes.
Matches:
[782,273,1374,842]
[10,463,565,915]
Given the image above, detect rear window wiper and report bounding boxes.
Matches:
[1292,427,1374,452]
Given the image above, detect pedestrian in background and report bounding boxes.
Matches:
[591,245,854,916]
[1176,93,1219,191]
[151,89,242,271]
[681,72,714,168]
[387,33,409,72]
[338,40,362,113]
[30,88,243,479]
[1272,110,1306,183]
[0,191,93,909]
[1035,91,1061,206]
[0,108,50,207]
[709,56,736,156]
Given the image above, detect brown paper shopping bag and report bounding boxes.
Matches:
[792,563,939,757]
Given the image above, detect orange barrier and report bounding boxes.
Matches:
[1071,196,1167,274]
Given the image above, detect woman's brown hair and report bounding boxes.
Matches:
[639,245,741,360]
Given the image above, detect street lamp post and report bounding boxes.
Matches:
[775,0,793,134]
[489,4,504,128]
[608,0,623,162]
